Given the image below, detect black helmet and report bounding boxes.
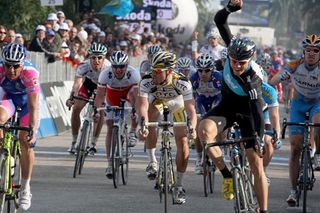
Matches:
[228,37,256,60]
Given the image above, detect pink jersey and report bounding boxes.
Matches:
[0,60,40,95]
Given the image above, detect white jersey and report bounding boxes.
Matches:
[284,59,320,99]
[76,59,111,84]
[200,44,226,61]
[98,65,141,89]
[140,60,151,75]
[139,72,193,101]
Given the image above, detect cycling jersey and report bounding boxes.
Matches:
[190,71,222,114]
[76,59,111,84]
[139,72,193,101]
[140,60,151,75]
[0,60,40,127]
[98,65,140,107]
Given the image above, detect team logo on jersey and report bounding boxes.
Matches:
[33,78,39,85]
[126,71,131,79]
[108,72,113,79]
[310,75,318,81]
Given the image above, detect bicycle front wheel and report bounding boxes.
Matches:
[121,132,129,185]
[302,148,310,213]
[232,168,248,213]
[73,121,89,178]
[163,148,169,213]
[203,155,210,197]
[12,145,21,212]
[111,127,120,188]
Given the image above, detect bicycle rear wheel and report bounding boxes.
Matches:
[111,127,120,188]
[163,148,169,213]
[73,121,89,178]
[302,148,310,213]
[121,131,129,185]
[232,168,248,213]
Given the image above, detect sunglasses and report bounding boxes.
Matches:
[229,58,250,66]
[90,55,104,60]
[4,63,21,69]
[152,68,168,74]
[305,49,320,54]
[197,69,211,73]
[112,64,126,69]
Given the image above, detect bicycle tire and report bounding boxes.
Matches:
[203,154,209,197]
[73,120,89,178]
[168,151,175,204]
[232,168,248,213]
[0,155,8,213]
[208,162,215,194]
[244,166,257,209]
[12,143,21,212]
[302,148,309,213]
[157,155,164,203]
[163,148,169,213]
[121,130,129,185]
[111,127,120,188]
[79,121,91,175]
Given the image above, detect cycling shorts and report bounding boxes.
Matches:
[77,77,97,99]
[289,94,320,136]
[104,85,136,120]
[151,95,186,122]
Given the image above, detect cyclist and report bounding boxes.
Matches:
[94,51,140,178]
[198,1,268,212]
[190,53,222,175]
[139,45,161,77]
[269,34,320,206]
[66,43,110,154]
[137,51,197,204]
[0,43,40,210]
[176,56,196,79]
[191,29,227,61]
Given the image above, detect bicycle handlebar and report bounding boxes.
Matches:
[0,124,33,137]
[281,118,320,139]
[140,116,193,132]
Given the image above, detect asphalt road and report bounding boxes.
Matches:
[24,128,320,213]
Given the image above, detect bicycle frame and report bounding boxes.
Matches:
[282,113,320,212]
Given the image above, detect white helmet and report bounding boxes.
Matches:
[196,54,215,70]
[207,29,220,39]
[177,57,192,68]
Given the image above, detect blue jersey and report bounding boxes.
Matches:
[190,71,222,114]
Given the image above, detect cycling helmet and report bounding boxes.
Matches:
[196,54,215,70]
[256,53,272,66]
[177,57,192,68]
[302,34,320,48]
[151,51,176,69]
[110,51,128,65]
[228,37,256,60]
[147,45,161,56]
[88,43,107,55]
[2,43,25,65]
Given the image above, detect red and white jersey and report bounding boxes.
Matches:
[76,59,111,84]
[98,65,140,89]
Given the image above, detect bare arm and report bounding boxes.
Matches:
[27,92,40,143]
[94,86,106,108]
[184,99,197,132]
[136,96,149,124]
[71,76,83,94]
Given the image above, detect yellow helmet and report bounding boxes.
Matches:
[151,51,176,69]
[302,34,320,48]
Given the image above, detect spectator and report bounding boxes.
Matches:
[56,11,65,25]
[42,29,62,63]
[65,19,74,30]
[0,25,8,49]
[46,13,59,31]
[28,25,47,52]
[128,34,142,57]
[6,29,16,43]
[15,33,24,45]
[68,27,79,46]
[119,40,128,53]
[52,23,69,52]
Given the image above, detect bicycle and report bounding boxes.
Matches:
[0,108,33,213]
[96,99,133,189]
[206,123,261,213]
[281,112,319,213]
[140,106,192,213]
[202,141,216,197]
[69,93,95,178]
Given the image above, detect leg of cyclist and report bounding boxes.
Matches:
[198,117,234,200]
[311,111,320,171]
[145,104,160,180]
[173,125,189,204]
[69,99,86,153]
[246,149,268,211]
[127,86,139,147]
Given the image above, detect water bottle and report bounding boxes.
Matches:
[273,139,282,150]
[10,156,15,176]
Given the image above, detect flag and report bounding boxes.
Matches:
[99,0,134,17]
